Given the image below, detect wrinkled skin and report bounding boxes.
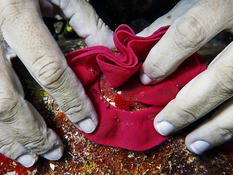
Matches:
[138,0,233,155]
[0,0,233,168]
[0,0,113,167]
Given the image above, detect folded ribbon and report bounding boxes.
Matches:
[66,25,206,151]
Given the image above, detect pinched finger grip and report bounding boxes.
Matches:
[66,25,206,151]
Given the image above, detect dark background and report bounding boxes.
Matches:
[90,0,180,33]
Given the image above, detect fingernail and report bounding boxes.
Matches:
[76,118,96,133]
[189,140,210,155]
[42,146,64,160]
[140,73,152,85]
[16,154,38,168]
[155,121,175,136]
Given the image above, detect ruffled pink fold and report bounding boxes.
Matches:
[66,25,206,151]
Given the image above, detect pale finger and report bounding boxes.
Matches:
[140,0,233,84]
[49,0,114,48]
[137,0,198,37]
[0,123,38,168]
[186,98,233,155]
[0,0,97,133]
[0,44,63,164]
[154,41,233,136]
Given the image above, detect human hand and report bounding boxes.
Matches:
[0,0,113,167]
[138,0,233,154]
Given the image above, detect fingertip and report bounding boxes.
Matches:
[42,145,64,160]
[16,154,38,168]
[65,97,98,134]
[75,116,97,134]
[185,135,211,155]
[140,73,153,85]
[140,67,164,85]
[154,120,175,136]
[189,140,210,155]
[71,107,98,134]
[153,103,177,136]
[41,131,64,160]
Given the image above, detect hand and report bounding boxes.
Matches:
[0,0,113,167]
[138,0,233,154]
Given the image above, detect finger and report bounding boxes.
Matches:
[0,124,38,168]
[0,0,97,133]
[154,41,233,136]
[0,44,63,163]
[49,0,114,48]
[186,98,233,155]
[137,0,198,37]
[140,0,233,85]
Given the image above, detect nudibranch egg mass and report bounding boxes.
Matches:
[66,24,206,151]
